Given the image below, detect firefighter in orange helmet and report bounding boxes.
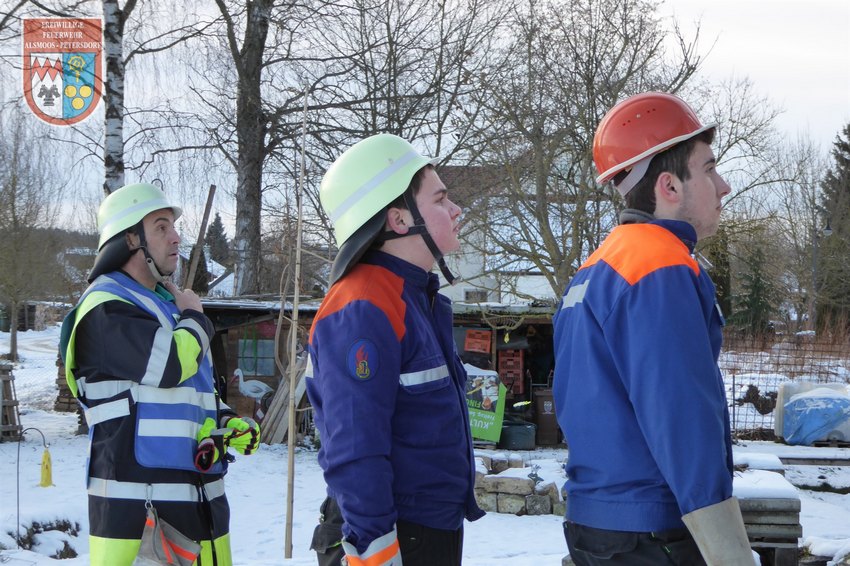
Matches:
[553,93,754,565]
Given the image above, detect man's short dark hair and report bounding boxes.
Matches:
[387,164,433,210]
[622,129,715,214]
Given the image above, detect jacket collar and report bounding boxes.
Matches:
[361,250,435,291]
[619,208,697,253]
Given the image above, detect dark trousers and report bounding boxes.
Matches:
[565,521,706,566]
[311,496,463,566]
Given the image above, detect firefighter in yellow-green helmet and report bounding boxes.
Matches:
[307,134,483,566]
[59,183,260,566]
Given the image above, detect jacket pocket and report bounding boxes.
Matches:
[399,356,451,394]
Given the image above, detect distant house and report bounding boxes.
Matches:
[436,165,560,306]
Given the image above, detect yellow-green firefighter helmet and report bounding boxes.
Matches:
[320,133,438,247]
[96,183,182,250]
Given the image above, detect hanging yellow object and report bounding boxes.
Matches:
[39,447,53,487]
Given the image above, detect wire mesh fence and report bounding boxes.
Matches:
[721,333,850,440]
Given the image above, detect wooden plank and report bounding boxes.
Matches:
[268,371,307,445]
[742,512,801,525]
[259,359,307,445]
[749,541,799,549]
[739,498,801,513]
[745,523,803,539]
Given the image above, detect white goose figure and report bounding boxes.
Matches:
[231,368,275,401]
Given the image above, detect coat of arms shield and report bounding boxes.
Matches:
[23,18,103,126]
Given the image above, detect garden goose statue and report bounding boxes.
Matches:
[230,368,275,401]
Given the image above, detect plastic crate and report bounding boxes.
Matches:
[499,369,524,394]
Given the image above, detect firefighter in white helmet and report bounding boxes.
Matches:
[306,134,483,566]
[552,93,755,565]
[60,183,260,566]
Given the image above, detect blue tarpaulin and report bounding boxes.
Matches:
[783,389,850,446]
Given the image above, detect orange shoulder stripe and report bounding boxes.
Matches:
[310,264,407,342]
[582,224,699,285]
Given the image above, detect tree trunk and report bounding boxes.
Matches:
[102,0,130,195]
[229,0,271,296]
[9,301,18,363]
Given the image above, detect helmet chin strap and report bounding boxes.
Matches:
[377,191,460,285]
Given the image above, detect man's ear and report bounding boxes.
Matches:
[655,172,682,205]
[385,207,410,235]
[125,230,141,250]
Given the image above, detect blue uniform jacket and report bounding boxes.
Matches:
[306,251,484,553]
[553,219,733,532]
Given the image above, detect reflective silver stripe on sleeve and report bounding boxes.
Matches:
[176,317,210,354]
[87,477,225,502]
[137,418,198,439]
[399,365,449,386]
[305,354,314,378]
[140,326,173,387]
[341,527,400,563]
[84,398,131,426]
[562,280,590,310]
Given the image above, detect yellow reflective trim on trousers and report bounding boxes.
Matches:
[199,533,233,566]
[173,328,202,383]
[64,291,133,398]
[88,535,140,566]
[89,532,232,566]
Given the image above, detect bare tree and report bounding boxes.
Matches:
[0,105,64,360]
[460,0,703,296]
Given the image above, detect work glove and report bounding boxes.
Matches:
[220,415,261,455]
[681,497,756,566]
[342,527,402,566]
[195,417,226,472]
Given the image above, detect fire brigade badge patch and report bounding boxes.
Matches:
[23,18,103,126]
[348,339,379,382]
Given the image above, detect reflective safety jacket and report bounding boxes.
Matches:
[59,271,232,566]
[553,219,733,533]
[306,251,484,556]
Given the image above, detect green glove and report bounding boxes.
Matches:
[195,417,222,471]
[220,416,261,455]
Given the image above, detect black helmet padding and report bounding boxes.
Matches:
[88,232,133,282]
[329,209,387,287]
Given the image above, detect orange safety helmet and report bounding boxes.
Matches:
[593,92,716,195]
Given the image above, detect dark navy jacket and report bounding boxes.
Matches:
[306,251,483,553]
[553,220,733,532]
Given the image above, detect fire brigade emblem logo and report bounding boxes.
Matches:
[348,339,379,382]
[23,18,103,126]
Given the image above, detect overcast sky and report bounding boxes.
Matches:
[660,0,850,151]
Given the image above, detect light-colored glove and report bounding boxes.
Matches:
[681,497,756,566]
[220,416,261,455]
[341,528,402,566]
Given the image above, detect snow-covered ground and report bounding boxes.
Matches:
[2,326,850,565]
